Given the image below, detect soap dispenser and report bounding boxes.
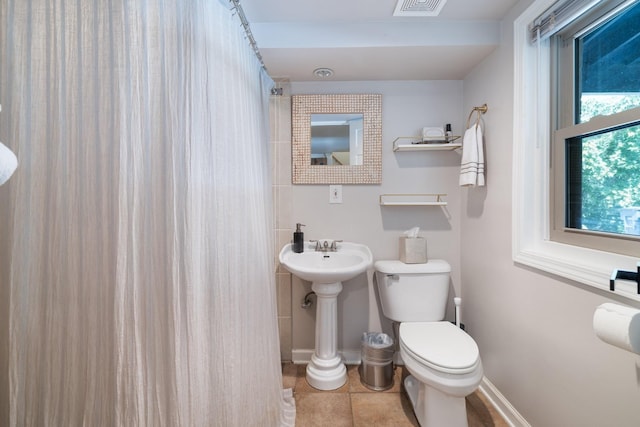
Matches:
[293,223,305,253]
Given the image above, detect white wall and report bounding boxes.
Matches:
[288,80,464,355]
[461,0,640,426]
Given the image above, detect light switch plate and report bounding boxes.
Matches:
[329,185,342,204]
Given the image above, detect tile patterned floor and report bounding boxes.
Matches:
[282,363,509,427]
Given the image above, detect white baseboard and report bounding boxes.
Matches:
[291,349,361,365]
[478,377,530,427]
[291,349,313,364]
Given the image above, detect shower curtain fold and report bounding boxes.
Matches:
[0,0,291,425]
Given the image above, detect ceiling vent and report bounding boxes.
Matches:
[393,0,447,17]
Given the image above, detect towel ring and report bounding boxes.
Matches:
[466,104,488,128]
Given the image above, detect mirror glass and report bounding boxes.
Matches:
[310,113,363,166]
[292,94,381,184]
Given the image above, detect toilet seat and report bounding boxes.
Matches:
[400,322,480,375]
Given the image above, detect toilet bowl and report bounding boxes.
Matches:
[400,321,483,427]
[374,260,483,427]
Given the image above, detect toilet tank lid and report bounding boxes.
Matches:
[374,259,451,274]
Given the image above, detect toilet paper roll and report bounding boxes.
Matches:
[593,303,640,354]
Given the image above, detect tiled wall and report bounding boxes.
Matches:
[270,80,293,361]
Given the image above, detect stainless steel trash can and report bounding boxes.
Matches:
[359,332,394,391]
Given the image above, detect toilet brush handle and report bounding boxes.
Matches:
[454,297,462,328]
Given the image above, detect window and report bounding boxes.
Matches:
[513,0,640,301]
[551,0,640,256]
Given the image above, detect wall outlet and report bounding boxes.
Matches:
[329,185,343,204]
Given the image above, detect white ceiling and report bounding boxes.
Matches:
[239,0,520,81]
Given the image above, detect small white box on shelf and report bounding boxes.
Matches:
[422,127,444,141]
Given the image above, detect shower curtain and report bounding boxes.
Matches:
[0,0,294,425]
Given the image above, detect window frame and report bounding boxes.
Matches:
[550,0,640,256]
[552,110,640,255]
[513,0,640,302]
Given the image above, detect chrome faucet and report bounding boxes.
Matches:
[310,239,343,252]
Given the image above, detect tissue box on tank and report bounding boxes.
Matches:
[399,237,427,264]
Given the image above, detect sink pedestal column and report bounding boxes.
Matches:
[306,281,347,390]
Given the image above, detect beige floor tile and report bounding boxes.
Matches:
[466,389,510,427]
[282,362,298,390]
[351,392,419,427]
[285,364,509,427]
[295,393,354,427]
[466,402,485,427]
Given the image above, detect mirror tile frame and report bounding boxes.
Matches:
[292,94,382,184]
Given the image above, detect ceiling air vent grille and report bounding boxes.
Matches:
[393,0,447,16]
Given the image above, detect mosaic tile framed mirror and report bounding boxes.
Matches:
[291,94,382,184]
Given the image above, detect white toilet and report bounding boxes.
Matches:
[374,260,483,427]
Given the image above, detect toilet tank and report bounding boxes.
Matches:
[374,260,451,322]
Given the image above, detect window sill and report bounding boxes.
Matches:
[513,241,640,302]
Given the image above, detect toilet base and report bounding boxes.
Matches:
[404,375,469,427]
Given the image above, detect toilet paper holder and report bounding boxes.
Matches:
[610,262,640,294]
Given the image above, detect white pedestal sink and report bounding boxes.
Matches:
[279,241,373,390]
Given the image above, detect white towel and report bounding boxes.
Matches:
[0,141,18,186]
[459,124,485,187]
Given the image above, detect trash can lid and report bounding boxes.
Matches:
[362,332,394,348]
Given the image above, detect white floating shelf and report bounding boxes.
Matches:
[393,136,461,152]
[379,193,447,206]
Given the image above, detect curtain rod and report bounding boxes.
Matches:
[229,0,265,69]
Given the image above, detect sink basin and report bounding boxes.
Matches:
[279,241,373,283]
